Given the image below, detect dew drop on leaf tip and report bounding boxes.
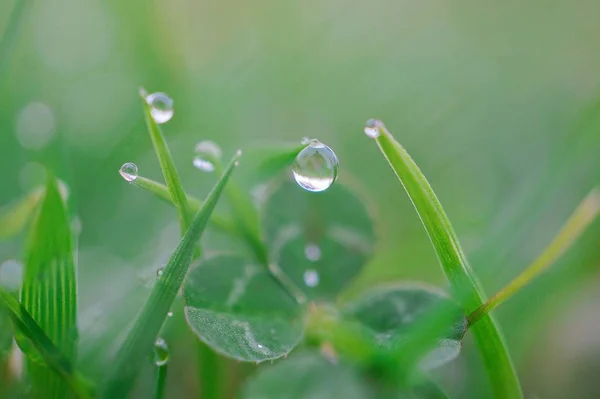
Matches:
[119,162,138,182]
[145,92,174,124]
[153,337,169,367]
[292,139,339,192]
[364,119,382,139]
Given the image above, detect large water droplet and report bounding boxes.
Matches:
[153,337,169,367]
[193,140,221,172]
[303,269,320,288]
[145,92,174,124]
[304,243,321,262]
[292,140,339,192]
[119,162,138,182]
[364,119,382,139]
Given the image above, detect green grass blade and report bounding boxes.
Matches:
[103,151,241,399]
[468,188,600,325]
[0,288,91,399]
[367,120,522,398]
[0,187,44,240]
[20,177,78,399]
[131,176,238,235]
[140,89,192,231]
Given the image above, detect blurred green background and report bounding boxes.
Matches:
[1,0,600,397]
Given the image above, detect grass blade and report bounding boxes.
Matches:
[140,89,192,231]
[0,187,44,240]
[468,188,600,325]
[131,176,238,235]
[0,288,91,398]
[367,120,522,398]
[103,151,241,398]
[20,177,78,399]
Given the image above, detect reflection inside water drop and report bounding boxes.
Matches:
[303,269,320,288]
[292,140,339,192]
[153,337,169,366]
[304,243,321,262]
[193,140,221,172]
[119,163,138,182]
[145,92,174,124]
[364,119,382,139]
[157,267,164,277]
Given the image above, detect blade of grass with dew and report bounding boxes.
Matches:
[0,288,91,398]
[367,120,522,398]
[131,176,238,235]
[20,177,78,399]
[0,187,44,240]
[102,152,240,399]
[468,188,600,325]
[140,88,192,232]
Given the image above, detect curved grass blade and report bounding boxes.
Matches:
[0,288,91,398]
[140,88,192,232]
[19,178,78,399]
[0,187,44,240]
[366,120,522,398]
[102,152,240,399]
[468,188,600,325]
[131,175,238,235]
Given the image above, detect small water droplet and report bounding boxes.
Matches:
[167,311,173,317]
[303,269,320,287]
[292,140,339,192]
[193,140,221,172]
[153,337,169,367]
[57,179,70,201]
[157,267,164,277]
[364,119,382,139]
[0,259,23,291]
[301,137,312,145]
[304,243,321,262]
[145,92,174,124]
[119,163,138,182]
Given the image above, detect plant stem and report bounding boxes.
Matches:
[155,365,167,399]
[468,188,600,326]
[196,342,223,399]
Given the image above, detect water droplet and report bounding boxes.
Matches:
[303,269,320,287]
[57,180,70,201]
[119,162,138,182]
[304,243,321,262]
[153,337,169,366]
[193,140,221,172]
[364,119,382,139]
[292,140,339,192]
[301,137,312,145]
[167,311,173,317]
[156,267,164,277]
[0,259,23,291]
[145,92,174,124]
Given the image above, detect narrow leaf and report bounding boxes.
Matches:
[368,120,522,398]
[141,90,192,231]
[131,175,238,235]
[0,187,44,240]
[0,288,90,398]
[20,178,77,399]
[103,152,240,399]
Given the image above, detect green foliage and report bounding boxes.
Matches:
[240,351,374,399]
[19,178,77,399]
[342,284,466,372]
[102,153,240,398]
[370,121,522,398]
[184,254,303,362]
